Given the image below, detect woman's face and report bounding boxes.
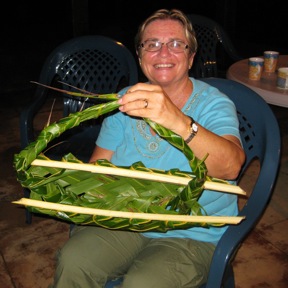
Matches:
[139,19,194,86]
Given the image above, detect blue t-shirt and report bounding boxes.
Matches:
[96,78,241,245]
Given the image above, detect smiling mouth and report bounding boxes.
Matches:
[154,63,174,68]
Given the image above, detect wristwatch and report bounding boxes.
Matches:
[185,116,198,144]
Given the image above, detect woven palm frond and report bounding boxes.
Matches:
[13,84,245,232]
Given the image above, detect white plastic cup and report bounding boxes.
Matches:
[264,51,279,73]
[277,67,288,89]
[248,57,264,80]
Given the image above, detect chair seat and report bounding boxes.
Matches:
[105,278,123,288]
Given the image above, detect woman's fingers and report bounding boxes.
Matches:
[118,96,151,112]
[117,83,180,129]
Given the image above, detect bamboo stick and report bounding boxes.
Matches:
[32,159,246,195]
[13,198,245,224]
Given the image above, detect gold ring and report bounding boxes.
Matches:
[144,99,148,108]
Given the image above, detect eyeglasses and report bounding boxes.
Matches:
[139,40,189,53]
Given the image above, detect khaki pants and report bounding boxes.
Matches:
[51,225,215,288]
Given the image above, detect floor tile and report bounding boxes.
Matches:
[233,231,288,288]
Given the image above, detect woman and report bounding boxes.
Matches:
[52,8,245,288]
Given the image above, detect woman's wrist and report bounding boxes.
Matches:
[184,116,198,144]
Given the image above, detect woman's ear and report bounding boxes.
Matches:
[136,50,142,65]
[189,52,196,69]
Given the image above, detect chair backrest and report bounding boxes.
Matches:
[20,35,138,149]
[200,78,281,287]
[186,14,242,78]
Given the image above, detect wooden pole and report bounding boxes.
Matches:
[32,159,246,195]
[13,198,245,225]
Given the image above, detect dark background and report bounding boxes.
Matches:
[1,0,286,97]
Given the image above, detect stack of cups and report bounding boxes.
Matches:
[263,51,279,73]
[248,51,280,82]
[248,57,264,80]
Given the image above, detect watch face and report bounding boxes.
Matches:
[192,123,198,133]
[185,117,198,144]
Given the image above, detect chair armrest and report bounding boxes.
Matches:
[205,156,280,287]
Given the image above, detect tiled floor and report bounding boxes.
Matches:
[0,89,288,288]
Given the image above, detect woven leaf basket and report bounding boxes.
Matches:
[13,87,245,232]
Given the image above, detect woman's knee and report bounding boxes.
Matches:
[121,238,215,288]
[53,242,108,287]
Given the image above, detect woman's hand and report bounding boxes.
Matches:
[117,83,188,135]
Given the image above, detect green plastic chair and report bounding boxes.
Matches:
[187,14,243,78]
[105,78,281,288]
[20,35,138,223]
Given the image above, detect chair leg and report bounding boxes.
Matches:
[223,264,235,288]
[24,188,32,224]
[199,264,235,288]
[25,208,32,224]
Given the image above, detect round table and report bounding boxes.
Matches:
[227,55,288,107]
